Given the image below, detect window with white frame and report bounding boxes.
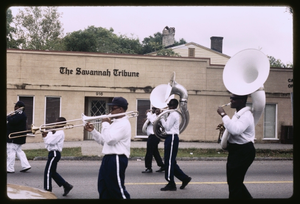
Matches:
[45,97,61,124]
[264,104,277,139]
[247,103,277,139]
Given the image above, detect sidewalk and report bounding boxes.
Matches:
[22,140,293,156]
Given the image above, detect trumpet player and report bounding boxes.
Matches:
[84,97,131,199]
[217,94,255,199]
[6,101,31,173]
[160,99,191,191]
[142,107,165,173]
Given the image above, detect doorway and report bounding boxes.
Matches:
[84,97,112,140]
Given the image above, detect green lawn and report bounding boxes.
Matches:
[23,147,293,160]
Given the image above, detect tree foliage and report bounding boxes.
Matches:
[64,26,143,54]
[141,32,186,55]
[6,9,21,49]
[156,49,181,57]
[13,7,64,50]
[7,7,186,56]
[268,55,293,68]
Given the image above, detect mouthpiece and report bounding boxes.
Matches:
[221,102,231,107]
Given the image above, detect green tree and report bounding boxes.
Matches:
[156,49,181,57]
[14,6,64,50]
[141,32,163,54]
[268,55,293,68]
[6,8,21,49]
[141,32,186,54]
[63,26,143,54]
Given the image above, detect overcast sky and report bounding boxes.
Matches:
[9,6,293,64]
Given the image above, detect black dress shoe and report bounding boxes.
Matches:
[180,177,191,189]
[156,166,165,172]
[142,168,153,173]
[20,167,31,172]
[63,182,73,196]
[160,183,177,191]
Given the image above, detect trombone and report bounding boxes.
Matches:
[8,111,139,139]
[7,107,24,117]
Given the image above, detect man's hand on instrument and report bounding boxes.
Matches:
[217,107,226,117]
[42,132,48,137]
[84,122,95,132]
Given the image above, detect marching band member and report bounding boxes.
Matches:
[160,99,191,191]
[42,117,73,196]
[217,94,255,199]
[7,101,31,173]
[84,97,131,199]
[142,107,165,173]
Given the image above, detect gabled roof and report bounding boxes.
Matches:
[170,42,230,58]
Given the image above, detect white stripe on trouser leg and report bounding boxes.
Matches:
[167,134,174,181]
[47,151,56,190]
[116,155,126,199]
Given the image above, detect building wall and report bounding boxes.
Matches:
[7,50,293,143]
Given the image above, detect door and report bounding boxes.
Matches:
[84,97,111,140]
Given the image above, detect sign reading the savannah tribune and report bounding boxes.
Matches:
[59,67,139,77]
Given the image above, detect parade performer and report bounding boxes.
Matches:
[84,97,131,199]
[160,99,191,191]
[7,101,31,173]
[43,117,73,196]
[217,94,256,199]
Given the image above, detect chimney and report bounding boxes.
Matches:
[210,36,223,53]
[162,26,175,48]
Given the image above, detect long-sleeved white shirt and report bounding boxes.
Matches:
[146,112,157,135]
[160,111,180,135]
[90,116,131,158]
[222,108,255,144]
[43,130,65,152]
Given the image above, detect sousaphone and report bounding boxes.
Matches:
[149,72,189,140]
[220,48,270,149]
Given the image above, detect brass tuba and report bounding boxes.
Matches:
[150,72,189,140]
[220,48,270,149]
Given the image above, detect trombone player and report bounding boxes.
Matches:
[7,101,31,173]
[84,97,131,199]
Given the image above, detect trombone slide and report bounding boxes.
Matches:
[8,111,139,139]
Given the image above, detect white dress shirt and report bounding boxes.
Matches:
[43,130,65,152]
[160,111,180,135]
[146,112,157,135]
[90,116,131,158]
[222,108,255,144]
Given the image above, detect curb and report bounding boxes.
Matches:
[32,156,293,161]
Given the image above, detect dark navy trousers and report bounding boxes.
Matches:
[227,142,256,199]
[44,151,66,191]
[145,134,164,169]
[98,154,130,199]
[164,134,189,185]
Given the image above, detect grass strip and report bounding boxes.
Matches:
[23,147,292,160]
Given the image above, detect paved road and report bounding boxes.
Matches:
[7,160,293,199]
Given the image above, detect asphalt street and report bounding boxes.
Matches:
[7,160,293,199]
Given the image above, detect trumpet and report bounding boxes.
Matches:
[8,111,139,139]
